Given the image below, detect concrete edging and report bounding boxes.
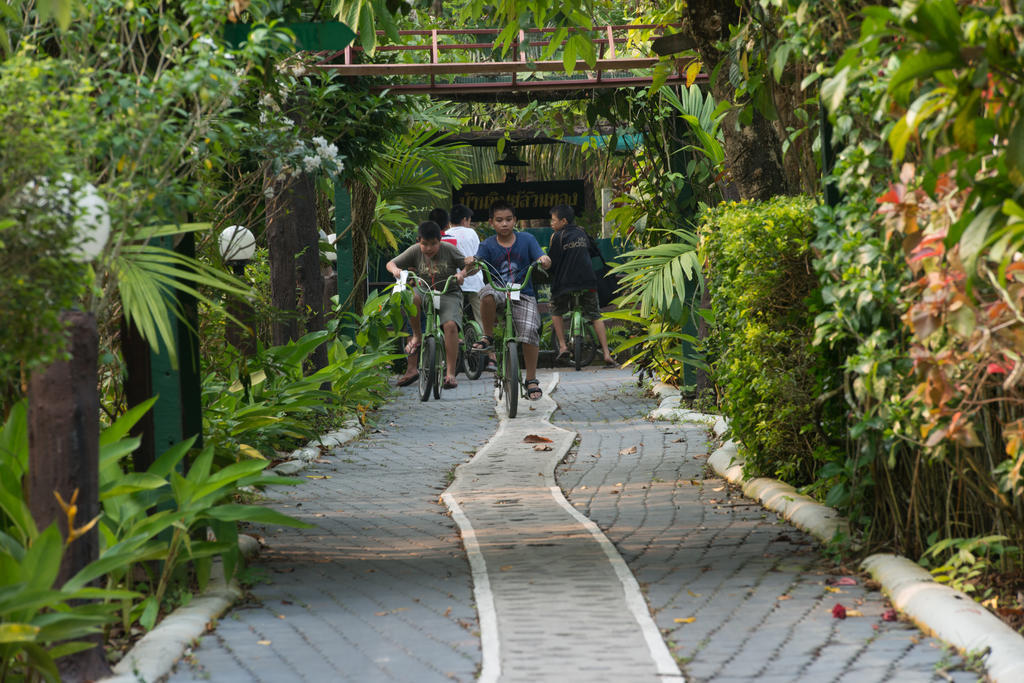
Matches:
[647,384,1024,683]
[98,421,364,683]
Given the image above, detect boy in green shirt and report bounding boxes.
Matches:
[387,221,472,388]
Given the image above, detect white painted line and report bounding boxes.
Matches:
[441,491,501,683]
[548,485,684,681]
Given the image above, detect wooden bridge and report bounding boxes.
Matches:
[317,25,701,99]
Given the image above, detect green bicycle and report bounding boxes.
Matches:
[565,290,598,371]
[471,259,542,418]
[398,272,459,402]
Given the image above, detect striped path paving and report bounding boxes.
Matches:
[442,372,682,683]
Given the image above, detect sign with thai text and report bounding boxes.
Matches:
[453,180,586,221]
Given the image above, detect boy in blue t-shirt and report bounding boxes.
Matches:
[472,201,551,400]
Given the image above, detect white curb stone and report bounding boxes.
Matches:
[647,396,1024,681]
[862,554,1024,683]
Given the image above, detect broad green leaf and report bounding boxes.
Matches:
[888,50,959,94]
[204,504,314,528]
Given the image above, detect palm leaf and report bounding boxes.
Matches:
[112,243,250,367]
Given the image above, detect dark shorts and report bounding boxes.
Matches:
[551,289,601,321]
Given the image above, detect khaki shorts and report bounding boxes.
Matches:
[464,290,482,328]
[551,289,601,321]
[415,288,462,329]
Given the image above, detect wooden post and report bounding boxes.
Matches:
[28,309,111,681]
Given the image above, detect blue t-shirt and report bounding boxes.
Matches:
[476,232,544,298]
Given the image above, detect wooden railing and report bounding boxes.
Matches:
[318,25,700,95]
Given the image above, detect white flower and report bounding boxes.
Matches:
[281,117,294,128]
[302,155,321,172]
[312,136,327,148]
[196,36,217,49]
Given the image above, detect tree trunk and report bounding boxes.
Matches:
[683,0,792,200]
[28,310,111,682]
[348,179,377,312]
[266,171,325,372]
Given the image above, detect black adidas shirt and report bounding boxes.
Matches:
[548,224,600,298]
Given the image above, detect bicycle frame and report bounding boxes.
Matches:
[472,259,542,417]
[397,272,458,401]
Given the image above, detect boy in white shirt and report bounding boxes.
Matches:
[444,204,484,328]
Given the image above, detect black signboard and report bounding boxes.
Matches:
[453,180,586,221]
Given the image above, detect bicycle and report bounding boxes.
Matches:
[564,290,598,371]
[460,298,485,380]
[396,271,460,402]
[470,259,542,418]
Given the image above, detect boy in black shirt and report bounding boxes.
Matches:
[547,204,617,367]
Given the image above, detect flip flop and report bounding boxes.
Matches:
[443,377,458,389]
[396,372,419,387]
[404,339,421,355]
[604,359,620,368]
[472,335,493,352]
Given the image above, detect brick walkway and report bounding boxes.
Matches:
[167,379,493,683]
[168,369,976,682]
[553,370,975,683]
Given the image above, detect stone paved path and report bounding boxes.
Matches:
[553,369,976,683]
[167,368,978,683]
[167,379,493,683]
[442,373,680,683]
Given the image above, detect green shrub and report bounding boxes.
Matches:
[701,196,831,484]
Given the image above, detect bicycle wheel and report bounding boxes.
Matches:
[433,336,445,399]
[462,323,484,380]
[572,334,584,371]
[418,336,436,402]
[581,325,598,368]
[504,340,520,418]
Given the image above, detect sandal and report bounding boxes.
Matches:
[404,337,421,355]
[525,378,543,401]
[443,376,458,389]
[472,335,493,352]
[396,372,419,387]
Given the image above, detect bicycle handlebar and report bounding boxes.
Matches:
[396,272,460,295]
[471,258,543,292]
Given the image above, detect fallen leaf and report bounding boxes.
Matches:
[778,595,792,601]
[712,486,724,492]
[673,438,685,442]
[827,577,858,586]
[258,640,272,645]
[825,586,843,593]
[610,490,620,494]
[523,434,553,443]
[375,611,388,616]
[619,445,638,455]
[277,614,285,619]
[500,565,514,571]
[687,590,701,597]
[845,609,864,617]
[673,617,696,624]
[832,604,847,619]
[882,609,898,622]
[306,475,331,479]
[532,444,553,451]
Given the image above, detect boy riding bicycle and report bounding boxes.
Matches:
[387,220,473,389]
[472,201,551,400]
[547,204,617,367]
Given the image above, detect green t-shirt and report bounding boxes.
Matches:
[392,242,464,291]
